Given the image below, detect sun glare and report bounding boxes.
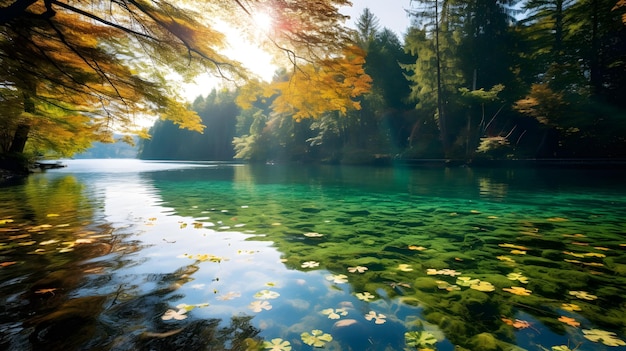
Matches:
[253,12,274,34]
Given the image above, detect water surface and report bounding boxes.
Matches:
[1,159,625,350]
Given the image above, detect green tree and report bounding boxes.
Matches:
[139,89,240,160]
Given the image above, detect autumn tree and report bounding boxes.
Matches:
[0,0,358,168]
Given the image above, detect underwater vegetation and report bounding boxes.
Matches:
[148,166,626,351]
[1,164,625,350]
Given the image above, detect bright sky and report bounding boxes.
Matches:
[340,0,413,39]
[179,1,414,102]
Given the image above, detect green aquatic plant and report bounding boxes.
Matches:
[301,329,333,347]
[405,330,437,349]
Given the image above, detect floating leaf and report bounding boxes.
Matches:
[182,253,227,263]
[408,245,427,251]
[301,329,333,347]
[0,261,17,267]
[321,308,348,319]
[0,219,14,225]
[326,274,348,284]
[502,317,530,329]
[506,272,529,284]
[456,276,480,287]
[355,292,375,302]
[301,261,320,269]
[436,280,461,291]
[161,308,188,320]
[47,214,60,217]
[547,217,568,222]
[263,338,292,351]
[254,290,280,299]
[216,291,241,301]
[551,346,573,351]
[499,243,528,250]
[35,288,58,295]
[510,250,527,255]
[561,303,582,312]
[405,331,437,348]
[558,316,580,327]
[470,280,495,292]
[248,300,272,312]
[364,311,386,324]
[347,265,368,273]
[497,256,515,263]
[303,232,324,237]
[569,290,598,300]
[427,268,461,276]
[503,286,532,296]
[398,264,413,272]
[582,329,626,346]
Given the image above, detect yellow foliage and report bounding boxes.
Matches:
[237,46,371,121]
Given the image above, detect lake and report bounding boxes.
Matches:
[1,159,625,351]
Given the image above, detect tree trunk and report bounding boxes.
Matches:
[8,124,30,153]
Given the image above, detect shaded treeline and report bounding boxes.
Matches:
[140,2,626,163]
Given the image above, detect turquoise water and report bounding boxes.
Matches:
[1,159,625,350]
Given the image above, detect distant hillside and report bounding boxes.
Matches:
[74,136,139,159]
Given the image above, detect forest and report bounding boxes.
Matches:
[140,1,626,164]
[1,0,625,169]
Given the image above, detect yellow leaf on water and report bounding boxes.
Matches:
[398,264,413,272]
[547,217,568,222]
[46,214,60,217]
[558,316,580,327]
[470,280,495,292]
[510,250,527,255]
[561,303,581,311]
[583,252,606,258]
[569,290,598,300]
[499,243,528,250]
[0,219,14,225]
[408,245,427,251]
[503,286,532,295]
[582,329,626,346]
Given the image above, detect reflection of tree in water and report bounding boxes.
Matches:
[135,316,261,351]
[1,175,263,350]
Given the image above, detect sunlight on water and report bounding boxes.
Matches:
[1,160,625,350]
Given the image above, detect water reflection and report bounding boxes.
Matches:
[1,160,625,351]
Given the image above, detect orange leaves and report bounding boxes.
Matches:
[558,316,580,327]
[501,318,531,329]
